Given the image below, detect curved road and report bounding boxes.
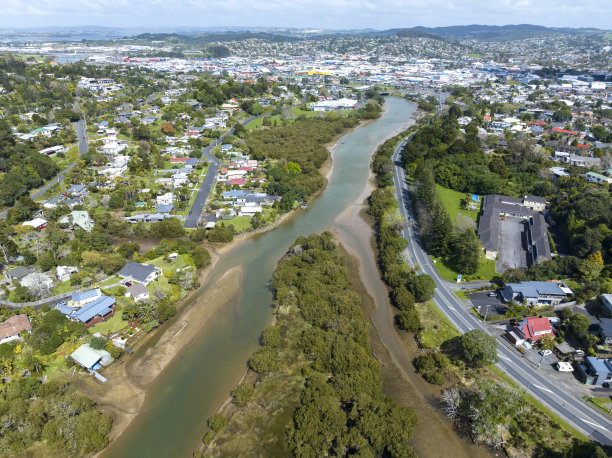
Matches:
[391,138,612,446]
[0,120,88,218]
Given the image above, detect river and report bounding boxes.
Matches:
[104,97,421,457]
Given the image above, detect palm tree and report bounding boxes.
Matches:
[137,303,158,323]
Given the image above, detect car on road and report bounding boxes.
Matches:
[487,291,497,297]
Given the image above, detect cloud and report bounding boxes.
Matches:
[0,0,609,30]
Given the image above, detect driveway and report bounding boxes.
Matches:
[470,291,507,316]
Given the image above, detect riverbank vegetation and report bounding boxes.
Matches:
[370,121,609,456]
[199,232,419,457]
[246,104,381,214]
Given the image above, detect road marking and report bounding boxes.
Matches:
[579,417,608,430]
[532,384,554,394]
[498,354,512,361]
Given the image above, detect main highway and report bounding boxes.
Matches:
[391,138,612,446]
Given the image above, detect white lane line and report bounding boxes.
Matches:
[532,384,554,394]
[580,417,609,430]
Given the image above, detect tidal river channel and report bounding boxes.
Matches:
[105,97,419,457]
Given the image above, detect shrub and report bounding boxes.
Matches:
[208,414,228,432]
[395,308,420,332]
[231,383,255,406]
[90,336,107,350]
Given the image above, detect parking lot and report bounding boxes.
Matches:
[470,291,507,317]
[496,217,528,273]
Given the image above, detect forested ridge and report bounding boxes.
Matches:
[201,232,418,457]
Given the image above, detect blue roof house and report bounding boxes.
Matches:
[502,281,572,306]
[577,357,612,386]
[58,296,117,328]
[72,288,102,307]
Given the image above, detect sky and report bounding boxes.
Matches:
[1,0,611,31]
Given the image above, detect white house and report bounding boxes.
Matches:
[156,192,175,206]
[125,283,150,302]
[56,265,78,282]
[21,272,53,290]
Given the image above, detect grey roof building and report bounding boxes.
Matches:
[118,262,160,285]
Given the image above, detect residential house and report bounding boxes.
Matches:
[59,211,94,232]
[511,316,555,343]
[0,315,32,344]
[125,283,149,302]
[602,294,612,315]
[502,281,572,306]
[156,192,174,206]
[70,344,112,370]
[118,262,161,286]
[72,288,103,307]
[59,295,117,328]
[5,267,35,281]
[598,318,612,345]
[22,218,47,231]
[56,266,78,282]
[156,204,174,215]
[522,195,547,211]
[585,172,612,184]
[577,357,612,386]
[21,272,53,290]
[66,184,88,198]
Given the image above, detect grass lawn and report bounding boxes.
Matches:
[218,216,252,232]
[435,184,480,223]
[245,107,321,130]
[99,275,120,287]
[51,281,73,295]
[584,396,612,417]
[88,305,128,336]
[416,300,461,349]
[454,290,469,299]
[431,255,497,282]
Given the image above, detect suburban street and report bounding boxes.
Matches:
[391,138,612,446]
[183,103,302,229]
[0,120,88,218]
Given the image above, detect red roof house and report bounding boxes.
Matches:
[514,316,554,342]
[229,178,247,186]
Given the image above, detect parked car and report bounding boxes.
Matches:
[539,349,552,356]
[487,292,497,297]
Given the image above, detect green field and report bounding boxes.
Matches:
[431,255,497,282]
[416,300,461,349]
[435,184,480,223]
[88,305,128,336]
[454,290,469,299]
[245,107,321,130]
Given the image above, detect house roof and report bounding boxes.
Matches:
[156,204,174,214]
[67,184,87,193]
[71,296,115,323]
[71,344,110,369]
[118,262,157,283]
[506,281,566,298]
[0,315,31,340]
[516,316,553,340]
[5,266,35,279]
[599,318,612,338]
[126,283,148,297]
[72,288,101,304]
[59,211,94,232]
[586,356,612,375]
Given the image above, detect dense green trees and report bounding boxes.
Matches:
[0,378,111,455]
[233,232,420,456]
[460,329,498,367]
[248,116,361,211]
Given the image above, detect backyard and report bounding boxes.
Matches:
[436,184,480,223]
[431,255,497,282]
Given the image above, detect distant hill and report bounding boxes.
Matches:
[396,24,607,41]
[132,32,301,43]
